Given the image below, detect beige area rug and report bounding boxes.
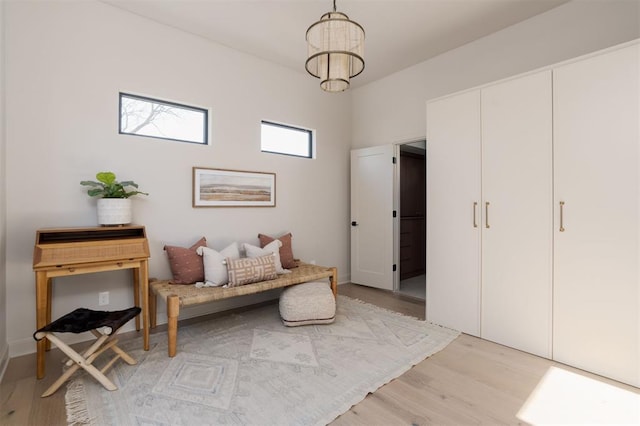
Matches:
[65,295,459,426]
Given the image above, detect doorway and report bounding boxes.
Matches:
[349,142,426,300]
[397,141,426,300]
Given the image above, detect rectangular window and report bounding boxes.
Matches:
[261,120,313,158]
[119,93,208,145]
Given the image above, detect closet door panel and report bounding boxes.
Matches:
[426,90,481,336]
[553,44,639,386]
[481,70,553,357]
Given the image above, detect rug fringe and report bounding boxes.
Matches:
[65,379,93,426]
[339,294,421,319]
[339,295,458,331]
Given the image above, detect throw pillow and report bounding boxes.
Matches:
[226,255,277,287]
[243,241,289,274]
[258,232,296,268]
[196,242,241,286]
[163,237,207,284]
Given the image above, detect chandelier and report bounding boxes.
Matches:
[305,0,365,92]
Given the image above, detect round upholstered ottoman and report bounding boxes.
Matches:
[279,280,336,326]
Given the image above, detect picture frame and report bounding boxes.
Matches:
[192,167,276,207]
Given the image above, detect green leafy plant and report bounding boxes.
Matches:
[80,171,148,198]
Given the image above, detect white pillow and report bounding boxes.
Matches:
[243,240,290,274]
[196,242,240,286]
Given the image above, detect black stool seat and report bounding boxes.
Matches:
[33,306,141,397]
[34,307,141,340]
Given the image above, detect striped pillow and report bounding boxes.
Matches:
[226,255,277,287]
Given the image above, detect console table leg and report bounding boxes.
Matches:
[35,272,48,379]
[132,269,140,331]
[45,278,52,351]
[140,259,150,351]
[149,289,157,329]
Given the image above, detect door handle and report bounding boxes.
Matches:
[351,221,358,226]
[473,202,478,228]
[485,202,490,229]
[559,201,565,232]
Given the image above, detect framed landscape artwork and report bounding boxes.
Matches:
[193,167,276,207]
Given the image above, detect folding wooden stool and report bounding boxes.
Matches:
[33,306,140,397]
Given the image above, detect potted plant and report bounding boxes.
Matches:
[81,171,148,226]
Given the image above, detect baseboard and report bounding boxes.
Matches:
[0,344,9,384]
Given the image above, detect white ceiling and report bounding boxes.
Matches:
[102,0,570,88]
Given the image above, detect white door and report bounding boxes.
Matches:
[426,90,482,336]
[481,70,553,358]
[350,145,395,290]
[553,44,639,386]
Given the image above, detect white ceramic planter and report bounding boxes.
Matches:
[97,198,132,226]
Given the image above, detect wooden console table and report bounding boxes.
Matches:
[32,225,150,379]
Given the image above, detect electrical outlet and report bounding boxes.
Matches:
[98,291,109,306]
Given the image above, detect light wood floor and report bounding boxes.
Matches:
[2,283,637,425]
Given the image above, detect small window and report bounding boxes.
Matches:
[261,120,313,158]
[119,93,208,144]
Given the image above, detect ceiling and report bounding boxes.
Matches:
[102,0,570,88]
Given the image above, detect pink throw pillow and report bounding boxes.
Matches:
[258,233,296,269]
[164,237,207,284]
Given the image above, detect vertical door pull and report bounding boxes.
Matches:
[473,202,478,228]
[485,202,490,229]
[559,201,565,232]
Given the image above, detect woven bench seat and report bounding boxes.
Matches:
[149,262,337,356]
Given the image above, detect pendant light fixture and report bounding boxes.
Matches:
[305,0,365,92]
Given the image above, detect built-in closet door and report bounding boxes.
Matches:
[426,90,481,336]
[553,44,639,387]
[481,70,553,358]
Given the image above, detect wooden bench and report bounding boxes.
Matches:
[149,262,338,356]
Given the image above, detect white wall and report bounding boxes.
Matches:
[351,0,640,148]
[6,0,638,361]
[5,1,351,356]
[0,1,9,379]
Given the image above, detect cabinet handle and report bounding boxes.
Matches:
[473,202,478,228]
[559,201,565,232]
[485,202,490,229]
